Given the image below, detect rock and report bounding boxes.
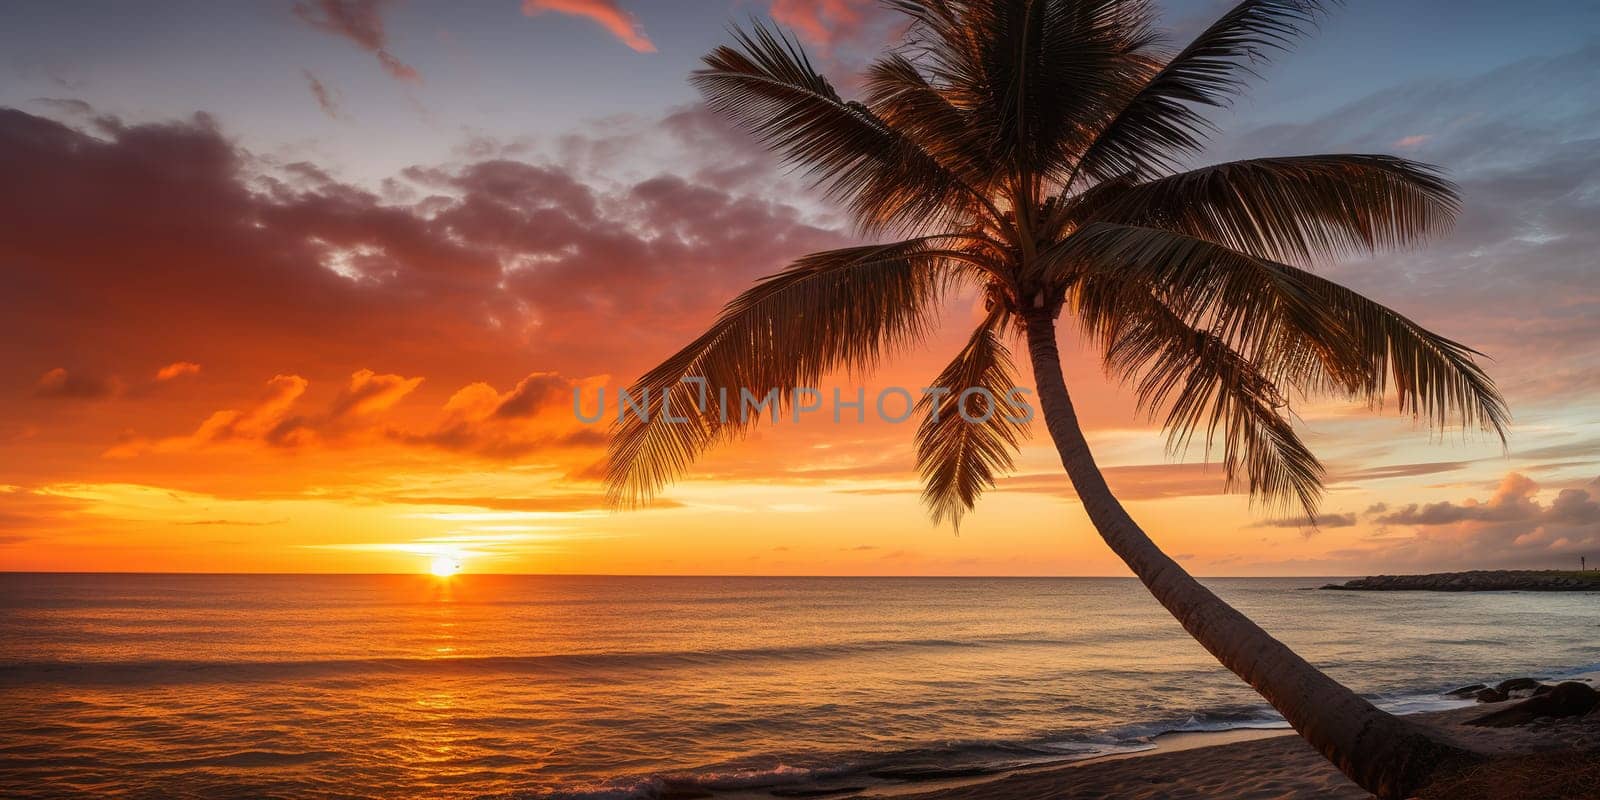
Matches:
[1474,687,1509,703]
[1446,683,1488,697]
[1468,681,1600,727]
[1317,569,1600,592]
[1495,677,1544,694]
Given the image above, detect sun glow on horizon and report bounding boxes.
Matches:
[429,556,462,577]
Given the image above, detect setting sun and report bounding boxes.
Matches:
[428,557,461,578]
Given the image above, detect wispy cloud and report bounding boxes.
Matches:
[1252,512,1359,529]
[155,361,202,381]
[292,0,420,82]
[521,0,654,53]
[302,70,341,119]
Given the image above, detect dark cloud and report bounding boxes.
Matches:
[1253,512,1358,529]
[396,371,605,460]
[292,0,420,82]
[34,368,119,400]
[492,372,570,420]
[0,107,842,421]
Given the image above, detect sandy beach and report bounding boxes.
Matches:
[878,704,1600,800]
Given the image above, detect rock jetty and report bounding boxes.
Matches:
[1319,570,1600,592]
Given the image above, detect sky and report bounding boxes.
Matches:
[0,0,1597,576]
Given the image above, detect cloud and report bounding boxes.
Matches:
[292,0,420,82]
[122,374,309,455]
[1001,464,1231,502]
[155,362,202,381]
[107,366,609,464]
[30,98,94,116]
[491,372,570,419]
[521,0,654,53]
[175,518,286,527]
[302,70,341,119]
[381,493,649,513]
[1335,472,1600,570]
[839,463,1235,503]
[106,370,432,455]
[1393,134,1431,148]
[1374,472,1593,528]
[769,0,869,46]
[1253,512,1359,529]
[34,368,119,400]
[326,369,424,419]
[143,368,420,451]
[396,372,605,459]
[1329,461,1473,483]
[0,106,840,405]
[767,0,900,53]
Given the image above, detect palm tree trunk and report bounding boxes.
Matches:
[1020,307,1478,799]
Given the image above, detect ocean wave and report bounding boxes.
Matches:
[519,672,1600,800]
[0,634,1115,686]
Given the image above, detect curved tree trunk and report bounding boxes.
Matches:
[1020,307,1479,799]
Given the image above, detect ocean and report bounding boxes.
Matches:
[1,574,1595,798]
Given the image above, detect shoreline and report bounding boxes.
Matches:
[858,688,1599,800]
[849,726,1297,798]
[824,665,1599,800]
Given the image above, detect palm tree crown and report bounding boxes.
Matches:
[606,0,1507,527]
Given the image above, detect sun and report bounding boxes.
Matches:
[428,556,461,577]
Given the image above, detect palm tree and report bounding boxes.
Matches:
[605,2,1508,796]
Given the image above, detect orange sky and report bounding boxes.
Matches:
[1,3,1597,577]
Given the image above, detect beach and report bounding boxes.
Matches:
[888,704,1600,800]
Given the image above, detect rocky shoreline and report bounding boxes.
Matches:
[1320,570,1600,592]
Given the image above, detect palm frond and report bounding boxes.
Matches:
[887,0,1160,185]
[606,237,978,507]
[1074,271,1324,514]
[1073,0,1332,183]
[1049,223,1508,438]
[1081,155,1459,261]
[1042,221,1334,381]
[1270,262,1510,436]
[864,53,995,189]
[694,22,997,235]
[1026,0,1163,180]
[915,307,1030,528]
